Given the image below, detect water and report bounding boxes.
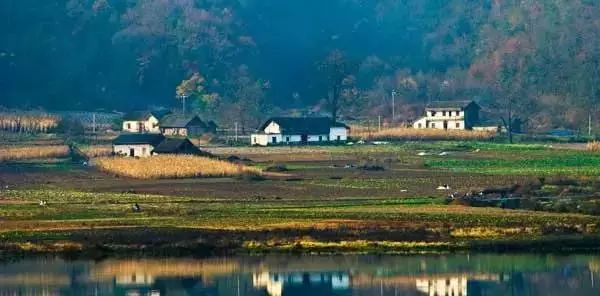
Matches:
[1,254,599,296]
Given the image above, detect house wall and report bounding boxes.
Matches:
[251,132,345,146]
[161,127,188,137]
[122,116,160,133]
[263,122,281,134]
[329,127,348,141]
[113,144,154,157]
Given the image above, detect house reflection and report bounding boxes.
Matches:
[415,276,468,296]
[253,271,351,296]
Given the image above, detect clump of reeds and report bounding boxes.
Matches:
[0,145,69,162]
[95,155,262,179]
[0,111,60,133]
[587,141,600,152]
[350,126,495,141]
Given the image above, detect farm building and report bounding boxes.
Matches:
[413,101,481,130]
[112,134,203,157]
[152,138,204,155]
[122,110,171,133]
[159,115,210,137]
[251,117,349,146]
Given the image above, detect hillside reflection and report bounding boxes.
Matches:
[0,254,599,296]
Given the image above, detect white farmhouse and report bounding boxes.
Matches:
[413,101,481,130]
[251,117,349,146]
[112,134,166,157]
[112,134,203,157]
[122,110,171,133]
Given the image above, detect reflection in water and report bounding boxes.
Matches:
[0,254,599,296]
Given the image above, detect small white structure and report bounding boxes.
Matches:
[122,110,171,133]
[413,101,481,130]
[251,117,349,146]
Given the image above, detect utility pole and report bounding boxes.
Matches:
[234,122,239,142]
[391,90,397,122]
[378,115,381,132]
[589,112,592,137]
[92,113,96,134]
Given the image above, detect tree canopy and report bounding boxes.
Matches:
[0,0,598,130]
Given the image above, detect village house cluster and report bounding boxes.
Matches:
[113,110,215,157]
[413,100,499,132]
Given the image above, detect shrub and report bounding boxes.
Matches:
[95,155,261,179]
[265,164,288,172]
[587,141,600,152]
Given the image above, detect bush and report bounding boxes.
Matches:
[265,164,288,172]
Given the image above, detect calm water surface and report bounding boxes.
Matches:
[1,254,599,296]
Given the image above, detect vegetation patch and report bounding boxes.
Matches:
[351,127,496,141]
[0,145,69,162]
[95,155,261,179]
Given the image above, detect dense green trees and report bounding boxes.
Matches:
[0,0,597,130]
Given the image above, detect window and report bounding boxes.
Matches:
[272,137,277,143]
[456,122,461,128]
[253,137,257,144]
[337,135,341,141]
[127,123,131,130]
[286,136,290,142]
[431,111,437,117]
[418,123,422,128]
[442,111,446,116]
[431,123,436,128]
[318,136,323,141]
[456,111,460,116]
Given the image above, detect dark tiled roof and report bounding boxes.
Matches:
[160,114,206,128]
[259,117,348,134]
[426,100,479,110]
[123,110,172,121]
[150,109,172,120]
[153,138,198,153]
[123,111,152,121]
[113,133,165,145]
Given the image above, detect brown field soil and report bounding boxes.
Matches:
[1,142,600,256]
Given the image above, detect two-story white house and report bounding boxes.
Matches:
[122,110,171,133]
[251,117,349,146]
[413,101,481,130]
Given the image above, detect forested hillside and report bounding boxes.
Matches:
[0,0,598,130]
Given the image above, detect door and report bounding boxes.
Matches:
[301,134,308,143]
[129,148,135,157]
[443,120,448,130]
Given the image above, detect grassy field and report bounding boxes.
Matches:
[2,140,600,255]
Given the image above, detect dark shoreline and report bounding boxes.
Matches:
[2,227,600,261]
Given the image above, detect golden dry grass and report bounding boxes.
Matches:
[0,145,69,162]
[587,141,600,152]
[80,145,113,158]
[0,112,60,133]
[95,155,261,179]
[350,126,495,141]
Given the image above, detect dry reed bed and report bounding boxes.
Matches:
[351,126,496,141]
[587,141,600,152]
[0,112,60,133]
[0,145,69,162]
[95,155,261,179]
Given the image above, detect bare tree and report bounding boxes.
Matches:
[318,50,356,122]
